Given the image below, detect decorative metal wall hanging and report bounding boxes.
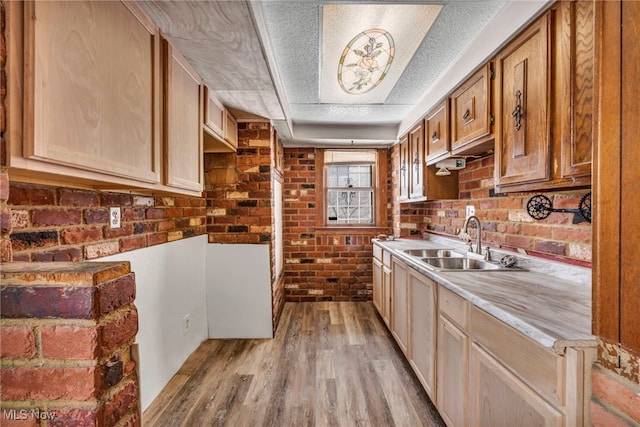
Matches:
[526,192,591,224]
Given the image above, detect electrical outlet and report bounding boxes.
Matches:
[466,205,475,218]
[109,207,121,229]
[183,314,191,335]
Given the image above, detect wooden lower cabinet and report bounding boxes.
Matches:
[373,257,384,315]
[437,285,470,427]
[408,271,437,399]
[382,265,392,327]
[469,342,563,427]
[391,258,409,355]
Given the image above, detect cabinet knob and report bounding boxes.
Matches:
[463,109,470,120]
[431,131,438,141]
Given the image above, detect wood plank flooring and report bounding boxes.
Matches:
[143,302,445,427]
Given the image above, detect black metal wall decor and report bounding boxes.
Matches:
[526,192,591,224]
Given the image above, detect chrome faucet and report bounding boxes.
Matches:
[459,215,483,256]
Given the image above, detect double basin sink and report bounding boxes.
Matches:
[403,248,526,272]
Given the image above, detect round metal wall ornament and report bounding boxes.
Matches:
[338,29,395,95]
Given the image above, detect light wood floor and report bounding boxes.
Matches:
[143,302,445,427]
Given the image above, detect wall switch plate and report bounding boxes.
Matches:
[183,314,191,335]
[466,205,475,218]
[109,207,121,229]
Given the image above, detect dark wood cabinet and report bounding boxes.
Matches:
[495,2,593,193]
[450,63,493,156]
[398,135,410,202]
[409,122,426,201]
[425,99,450,165]
[494,13,550,189]
[594,0,640,356]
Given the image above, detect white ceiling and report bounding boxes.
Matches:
[138,0,552,148]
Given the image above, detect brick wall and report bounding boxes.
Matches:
[204,122,285,329]
[7,183,206,262]
[591,352,640,426]
[1,262,141,426]
[390,144,592,265]
[282,148,390,302]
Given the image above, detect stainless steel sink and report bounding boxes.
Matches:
[404,248,463,258]
[420,257,526,272]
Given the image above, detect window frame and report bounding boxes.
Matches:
[315,148,388,229]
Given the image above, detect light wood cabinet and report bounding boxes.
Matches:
[391,257,409,355]
[6,1,205,196]
[203,87,238,153]
[450,63,493,156]
[408,271,437,400]
[425,99,450,165]
[495,2,593,192]
[163,39,203,192]
[437,287,469,427]
[8,1,161,184]
[373,255,384,315]
[382,263,392,328]
[373,246,392,328]
[469,343,563,427]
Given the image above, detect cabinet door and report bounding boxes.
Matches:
[495,15,550,187]
[204,87,225,139]
[22,1,161,183]
[163,40,204,192]
[382,265,392,327]
[391,258,409,355]
[398,136,410,202]
[469,343,563,427]
[373,257,384,315]
[225,112,238,149]
[409,122,425,200]
[425,100,450,164]
[409,271,437,400]
[437,315,469,427]
[450,64,492,153]
[558,0,594,180]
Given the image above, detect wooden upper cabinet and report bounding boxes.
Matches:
[494,13,550,189]
[163,39,203,192]
[204,87,225,140]
[203,87,238,153]
[409,122,426,201]
[557,0,594,182]
[16,1,161,183]
[495,2,593,192]
[398,135,410,202]
[425,99,450,165]
[450,63,493,155]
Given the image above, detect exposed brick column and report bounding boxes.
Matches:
[1,262,141,426]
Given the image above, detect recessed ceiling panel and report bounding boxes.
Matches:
[321,4,442,104]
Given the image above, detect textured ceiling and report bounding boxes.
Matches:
[139,0,553,147]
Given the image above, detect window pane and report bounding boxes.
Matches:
[326,189,373,224]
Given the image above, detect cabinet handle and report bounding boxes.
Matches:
[431,131,438,141]
[462,109,470,120]
[511,90,523,131]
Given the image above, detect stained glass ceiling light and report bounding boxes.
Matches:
[321,4,442,104]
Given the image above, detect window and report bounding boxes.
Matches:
[316,149,387,228]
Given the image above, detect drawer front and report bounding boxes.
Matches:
[438,286,468,329]
[373,244,383,261]
[470,306,564,406]
[382,249,392,267]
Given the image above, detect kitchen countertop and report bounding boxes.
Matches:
[374,237,595,354]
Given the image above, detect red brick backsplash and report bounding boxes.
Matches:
[390,144,592,264]
[1,262,141,426]
[7,183,206,262]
